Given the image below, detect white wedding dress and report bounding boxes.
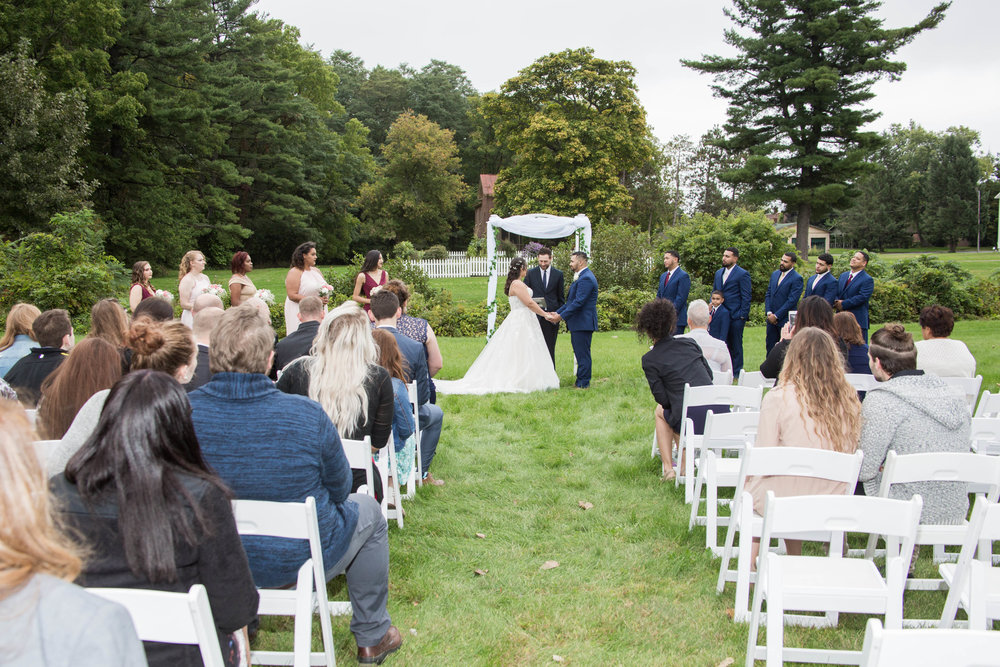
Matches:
[436,287,559,395]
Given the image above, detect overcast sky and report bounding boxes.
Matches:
[253,0,999,154]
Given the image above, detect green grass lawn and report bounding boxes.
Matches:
[253,322,998,664]
[879,249,1000,278]
[198,266,349,300]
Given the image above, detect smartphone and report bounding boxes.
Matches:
[788,310,797,328]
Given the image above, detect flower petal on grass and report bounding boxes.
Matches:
[540,560,559,570]
[578,501,594,510]
[474,569,488,576]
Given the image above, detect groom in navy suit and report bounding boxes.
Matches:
[523,247,564,366]
[804,252,837,305]
[763,251,803,353]
[712,247,752,376]
[835,251,875,342]
[549,251,598,389]
[656,250,690,335]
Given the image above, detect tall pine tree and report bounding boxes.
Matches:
[925,133,979,252]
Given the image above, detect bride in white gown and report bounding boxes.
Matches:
[436,257,559,395]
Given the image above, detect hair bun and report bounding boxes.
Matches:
[126,319,165,355]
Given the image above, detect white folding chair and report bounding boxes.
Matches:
[32,439,61,466]
[717,447,864,623]
[940,375,983,413]
[405,381,423,491]
[676,384,763,503]
[859,451,1000,605]
[746,492,922,666]
[232,497,352,667]
[859,617,1000,667]
[24,408,37,426]
[975,390,1000,418]
[970,417,1000,456]
[845,373,879,392]
[341,436,376,507]
[688,410,760,555]
[939,497,1000,630]
[737,370,775,389]
[88,584,225,667]
[713,369,734,386]
[374,435,404,529]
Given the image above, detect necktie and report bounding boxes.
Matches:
[710,307,716,317]
[543,269,548,288]
[777,270,786,286]
[846,273,854,288]
[664,271,671,287]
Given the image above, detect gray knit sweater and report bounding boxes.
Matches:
[859,371,971,524]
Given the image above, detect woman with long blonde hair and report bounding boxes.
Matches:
[0,303,41,377]
[746,327,862,558]
[0,402,145,664]
[177,250,209,329]
[276,302,393,500]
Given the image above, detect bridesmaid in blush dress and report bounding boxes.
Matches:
[284,242,327,335]
[178,250,209,328]
[352,250,388,322]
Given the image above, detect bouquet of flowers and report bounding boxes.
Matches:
[255,288,275,305]
[317,284,334,299]
[369,285,383,297]
[201,284,227,299]
[154,289,174,302]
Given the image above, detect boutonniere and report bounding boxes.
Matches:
[573,272,580,282]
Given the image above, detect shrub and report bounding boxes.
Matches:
[393,240,420,260]
[0,209,126,326]
[597,287,655,331]
[466,237,487,257]
[588,223,658,290]
[498,238,518,256]
[870,280,916,323]
[422,244,449,260]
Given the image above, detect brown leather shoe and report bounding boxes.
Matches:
[358,626,402,664]
[423,472,445,486]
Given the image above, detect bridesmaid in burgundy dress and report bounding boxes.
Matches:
[352,250,388,321]
[128,261,156,313]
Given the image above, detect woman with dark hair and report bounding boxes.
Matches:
[915,304,976,377]
[760,295,846,379]
[284,241,327,335]
[89,299,130,349]
[435,257,558,394]
[128,261,156,312]
[0,303,40,377]
[52,370,259,667]
[37,337,123,440]
[227,251,256,307]
[0,402,146,666]
[132,296,175,322]
[352,250,388,320]
[372,328,416,486]
[637,299,714,481]
[833,311,871,374]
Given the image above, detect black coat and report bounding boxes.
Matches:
[641,337,713,432]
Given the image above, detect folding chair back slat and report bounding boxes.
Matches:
[845,373,879,392]
[939,498,1000,630]
[859,618,1000,667]
[970,417,1000,456]
[341,436,375,502]
[406,381,423,486]
[939,375,983,413]
[975,390,1000,418]
[737,370,775,389]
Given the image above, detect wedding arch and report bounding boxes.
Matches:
[486,213,592,337]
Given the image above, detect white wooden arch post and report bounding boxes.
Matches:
[486,213,592,337]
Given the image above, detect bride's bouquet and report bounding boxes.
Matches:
[255,288,275,305]
[154,289,174,302]
[317,284,334,299]
[201,284,227,299]
[369,285,383,297]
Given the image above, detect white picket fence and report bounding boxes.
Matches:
[416,252,514,278]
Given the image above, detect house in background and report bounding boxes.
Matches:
[767,213,831,253]
[474,174,497,237]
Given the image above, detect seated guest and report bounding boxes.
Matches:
[372,328,416,489]
[193,291,224,314]
[371,290,444,486]
[0,402,146,666]
[53,371,258,667]
[131,295,174,323]
[678,299,733,374]
[273,295,324,373]
[636,299,714,481]
[3,308,74,406]
[188,305,402,664]
[707,290,730,342]
[833,311,871,375]
[759,295,846,379]
[915,304,976,378]
[380,280,443,400]
[88,299,130,348]
[746,328,861,564]
[0,378,16,401]
[0,303,41,377]
[184,307,223,391]
[37,338,122,440]
[277,302,394,502]
[860,324,971,524]
[50,319,198,475]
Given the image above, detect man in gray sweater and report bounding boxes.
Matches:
[859,324,971,524]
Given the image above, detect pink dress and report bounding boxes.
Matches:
[361,270,387,314]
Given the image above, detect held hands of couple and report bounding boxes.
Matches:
[545,312,562,323]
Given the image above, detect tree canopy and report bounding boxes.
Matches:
[683,0,949,256]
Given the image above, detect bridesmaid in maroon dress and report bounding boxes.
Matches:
[352,250,388,321]
[128,261,156,313]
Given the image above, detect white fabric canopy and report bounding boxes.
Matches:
[486,213,592,336]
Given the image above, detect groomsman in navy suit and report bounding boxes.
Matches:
[712,247,752,376]
[835,251,875,342]
[523,247,564,366]
[549,251,598,389]
[656,250,690,335]
[804,252,837,305]
[763,251,803,353]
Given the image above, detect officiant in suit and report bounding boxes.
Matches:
[524,247,564,366]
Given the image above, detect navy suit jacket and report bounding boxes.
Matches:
[524,266,565,311]
[381,325,430,405]
[836,270,875,329]
[708,306,731,342]
[804,272,837,305]
[557,268,598,332]
[656,267,691,327]
[712,265,752,321]
[764,269,803,326]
